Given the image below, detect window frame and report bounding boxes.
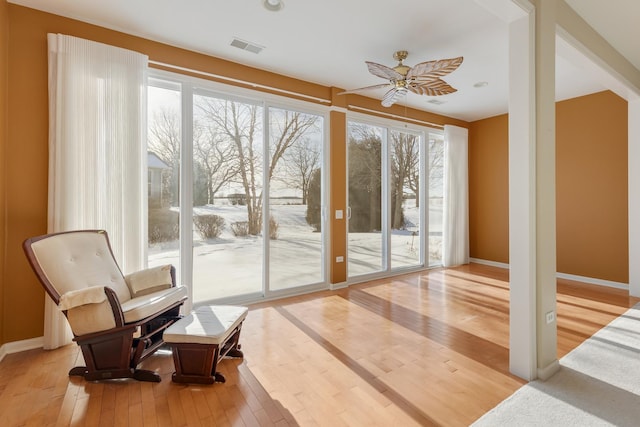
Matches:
[148,68,331,306]
[345,111,444,283]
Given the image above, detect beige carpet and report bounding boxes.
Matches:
[473,303,640,426]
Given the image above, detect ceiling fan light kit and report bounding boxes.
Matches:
[263,0,284,12]
[340,50,463,108]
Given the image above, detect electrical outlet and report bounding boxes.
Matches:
[545,311,555,324]
[336,256,344,263]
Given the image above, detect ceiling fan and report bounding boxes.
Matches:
[339,50,463,107]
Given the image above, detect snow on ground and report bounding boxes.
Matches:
[149,201,442,302]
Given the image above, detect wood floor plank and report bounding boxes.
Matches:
[1,263,637,426]
[140,382,159,427]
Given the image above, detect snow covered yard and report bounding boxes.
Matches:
[149,202,442,302]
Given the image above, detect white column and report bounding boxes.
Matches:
[508,11,537,380]
[533,0,558,380]
[508,0,558,381]
[629,98,640,296]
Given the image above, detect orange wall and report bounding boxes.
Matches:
[469,114,509,264]
[469,90,628,283]
[556,91,628,283]
[0,0,8,346]
[329,111,347,283]
[3,5,465,344]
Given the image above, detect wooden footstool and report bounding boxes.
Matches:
[163,305,248,384]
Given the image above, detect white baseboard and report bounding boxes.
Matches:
[537,359,560,381]
[330,281,348,290]
[469,258,629,290]
[0,336,44,363]
[555,272,628,290]
[469,258,510,269]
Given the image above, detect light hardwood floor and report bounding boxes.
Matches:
[1,263,638,426]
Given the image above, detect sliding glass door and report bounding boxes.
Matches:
[428,133,445,266]
[347,119,440,279]
[147,74,326,304]
[389,129,422,270]
[191,92,264,301]
[347,122,384,276]
[147,78,181,277]
[267,107,325,291]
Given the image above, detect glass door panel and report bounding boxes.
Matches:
[147,81,181,276]
[428,133,445,266]
[191,93,264,302]
[390,130,421,269]
[267,107,324,291]
[347,122,384,277]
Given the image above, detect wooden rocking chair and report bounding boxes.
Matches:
[23,230,188,382]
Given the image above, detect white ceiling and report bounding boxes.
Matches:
[8,0,640,122]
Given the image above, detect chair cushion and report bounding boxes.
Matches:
[163,305,248,345]
[30,231,132,304]
[125,264,173,297]
[120,285,188,324]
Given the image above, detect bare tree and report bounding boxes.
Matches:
[348,123,382,232]
[195,98,263,233]
[348,123,382,191]
[148,107,181,206]
[196,99,319,235]
[268,109,319,181]
[277,139,321,204]
[391,131,419,229]
[427,136,445,197]
[193,120,239,205]
[212,100,263,235]
[148,107,180,165]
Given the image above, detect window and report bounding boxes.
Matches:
[390,129,422,269]
[147,71,443,305]
[347,122,384,276]
[147,79,181,279]
[428,133,445,266]
[148,73,327,304]
[347,118,443,279]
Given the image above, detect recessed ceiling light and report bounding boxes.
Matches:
[473,81,489,88]
[263,0,284,12]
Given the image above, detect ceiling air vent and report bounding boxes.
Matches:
[427,99,446,105]
[230,37,264,54]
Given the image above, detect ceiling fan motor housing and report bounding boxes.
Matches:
[393,50,410,76]
[393,50,408,62]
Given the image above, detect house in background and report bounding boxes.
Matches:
[148,151,170,209]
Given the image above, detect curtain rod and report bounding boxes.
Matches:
[148,61,446,129]
[347,105,445,129]
[149,60,332,105]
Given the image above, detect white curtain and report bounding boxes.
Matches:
[442,124,469,267]
[45,33,148,349]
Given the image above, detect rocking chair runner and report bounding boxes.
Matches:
[23,230,188,382]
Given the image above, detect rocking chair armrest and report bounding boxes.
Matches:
[64,286,126,335]
[58,285,108,310]
[124,264,175,298]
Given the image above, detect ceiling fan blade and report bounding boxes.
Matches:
[410,78,457,96]
[337,83,392,95]
[407,56,464,80]
[366,61,404,80]
[381,87,406,107]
